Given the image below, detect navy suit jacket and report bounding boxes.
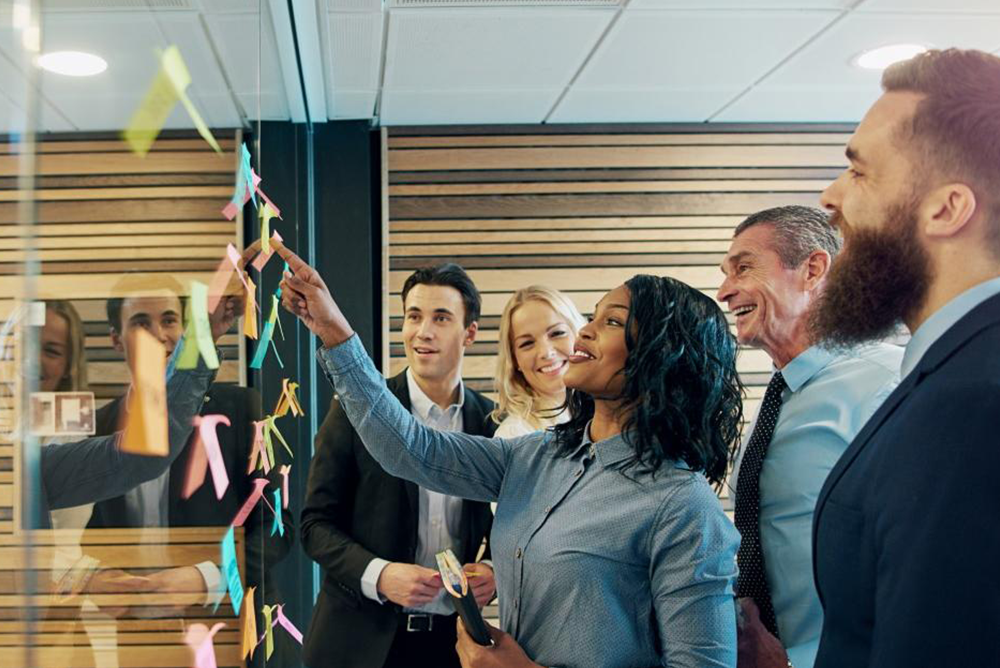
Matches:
[812,292,1000,668]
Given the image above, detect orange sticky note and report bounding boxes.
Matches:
[120,329,168,456]
[273,379,303,418]
[241,586,258,660]
[244,276,258,340]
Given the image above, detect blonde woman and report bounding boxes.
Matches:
[492,286,586,439]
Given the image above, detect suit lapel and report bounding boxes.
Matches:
[816,292,1000,517]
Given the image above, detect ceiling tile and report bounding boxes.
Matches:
[858,0,1000,13]
[380,89,559,125]
[330,89,377,118]
[383,8,613,90]
[550,87,735,123]
[325,12,383,91]
[628,0,851,9]
[202,11,289,121]
[717,11,1000,122]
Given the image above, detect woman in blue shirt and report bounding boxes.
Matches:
[270,241,742,668]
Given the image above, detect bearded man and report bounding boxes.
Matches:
[810,48,1000,668]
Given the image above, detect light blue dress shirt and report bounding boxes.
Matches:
[729,343,902,668]
[901,275,1000,379]
[319,335,740,668]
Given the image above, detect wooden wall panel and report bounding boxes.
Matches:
[386,125,853,433]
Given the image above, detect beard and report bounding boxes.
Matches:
[809,203,933,349]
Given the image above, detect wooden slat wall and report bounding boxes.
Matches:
[0,134,247,666]
[0,528,244,668]
[385,125,852,440]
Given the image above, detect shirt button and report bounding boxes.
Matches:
[544,506,551,514]
[515,548,522,559]
[574,469,583,478]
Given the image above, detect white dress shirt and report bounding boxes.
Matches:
[360,368,466,615]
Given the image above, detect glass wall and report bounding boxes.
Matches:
[2,2,314,665]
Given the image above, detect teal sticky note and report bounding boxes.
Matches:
[250,321,275,369]
[271,489,284,537]
[221,525,243,616]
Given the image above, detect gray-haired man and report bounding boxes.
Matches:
[717,205,901,668]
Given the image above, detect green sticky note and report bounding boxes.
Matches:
[177,281,219,370]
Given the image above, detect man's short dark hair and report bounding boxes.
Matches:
[106,273,187,332]
[882,48,1000,256]
[401,263,481,328]
[734,205,841,268]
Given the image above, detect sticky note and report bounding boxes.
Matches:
[177,281,220,371]
[224,243,252,294]
[120,329,168,456]
[244,276,258,340]
[223,145,256,220]
[273,379,303,418]
[196,415,230,500]
[232,478,269,527]
[221,526,243,616]
[247,420,270,474]
[122,45,220,157]
[265,415,293,460]
[259,203,281,255]
[271,489,284,537]
[249,321,275,370]
[241,586,257,660]
[279,465,291,509]
[184,622,226,668]
[276,605,303,645]
[251,230,284,272]
[261,605,275,660]
[181,427,208,500]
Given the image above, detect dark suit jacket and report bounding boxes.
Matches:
[89,384,296,667]
[813,292,1000,668]
[300,370,496,668]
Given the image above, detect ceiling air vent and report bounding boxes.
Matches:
[390,0,621,7]
[41,0,195,10]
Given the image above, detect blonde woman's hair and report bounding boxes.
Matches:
[491,286,586,429]
[45,300,88,392]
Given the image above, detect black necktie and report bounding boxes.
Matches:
[735,371,787,637]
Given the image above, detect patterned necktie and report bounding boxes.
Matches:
[735,371,787,637]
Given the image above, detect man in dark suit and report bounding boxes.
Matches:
[301,264,496,668]
[87,283,295,667]
[809,48,1000,667]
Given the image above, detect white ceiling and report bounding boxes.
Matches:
[0,0,997,131]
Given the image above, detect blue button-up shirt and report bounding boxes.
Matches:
[728,343,902,667]
[901,276,1000,379]
[319,335,740,668]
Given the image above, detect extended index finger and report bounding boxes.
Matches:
[269,238,310,275]
[240,239,262,268]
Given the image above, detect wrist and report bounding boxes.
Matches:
[320,326,355,349]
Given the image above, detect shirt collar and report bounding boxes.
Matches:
[901,275,1000,379]
[405,367,464,422]
[576,421,638,468]
[777,344,837,393]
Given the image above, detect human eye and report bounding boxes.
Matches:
[517,339,533,350]
[406,313,420,322]
[848,167,863,179]
[434,315,450,323]
[606,317,623,327]
[550,328,567,338]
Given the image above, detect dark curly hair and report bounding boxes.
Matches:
[553,275,744,486]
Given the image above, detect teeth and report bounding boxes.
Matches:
[539,361,565,373]
[734,305,757,316]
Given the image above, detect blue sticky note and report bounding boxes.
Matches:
[250,321,275,369]
[271,489,284,537]
[221,525,244,616]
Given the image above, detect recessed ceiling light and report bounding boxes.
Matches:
[854,44,928,70]
[37,51,107,77]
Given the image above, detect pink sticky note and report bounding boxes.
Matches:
[197,415,231,500]
[276,605,303,644]
[279,465,290,509]
[181,429,208,500]
[255,182,281,218]
[225,243,252,293]
[251,230,284,272]
[232,478,269,527]
[185,622,226,668]
[247,420,270,475]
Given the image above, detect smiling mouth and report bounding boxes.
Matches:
[733,304,758,319]
[568,349,595,363]
[537,360,567,375]
[413,347,438,356]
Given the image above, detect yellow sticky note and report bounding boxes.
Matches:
[177,281,220,370]
[241,586,257,660]
[260,203,279,254]
[262,604,275,660]
[122,45,220,157]
[274,379,303,418]
[120,329,168,456]
[244,276,258,340]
